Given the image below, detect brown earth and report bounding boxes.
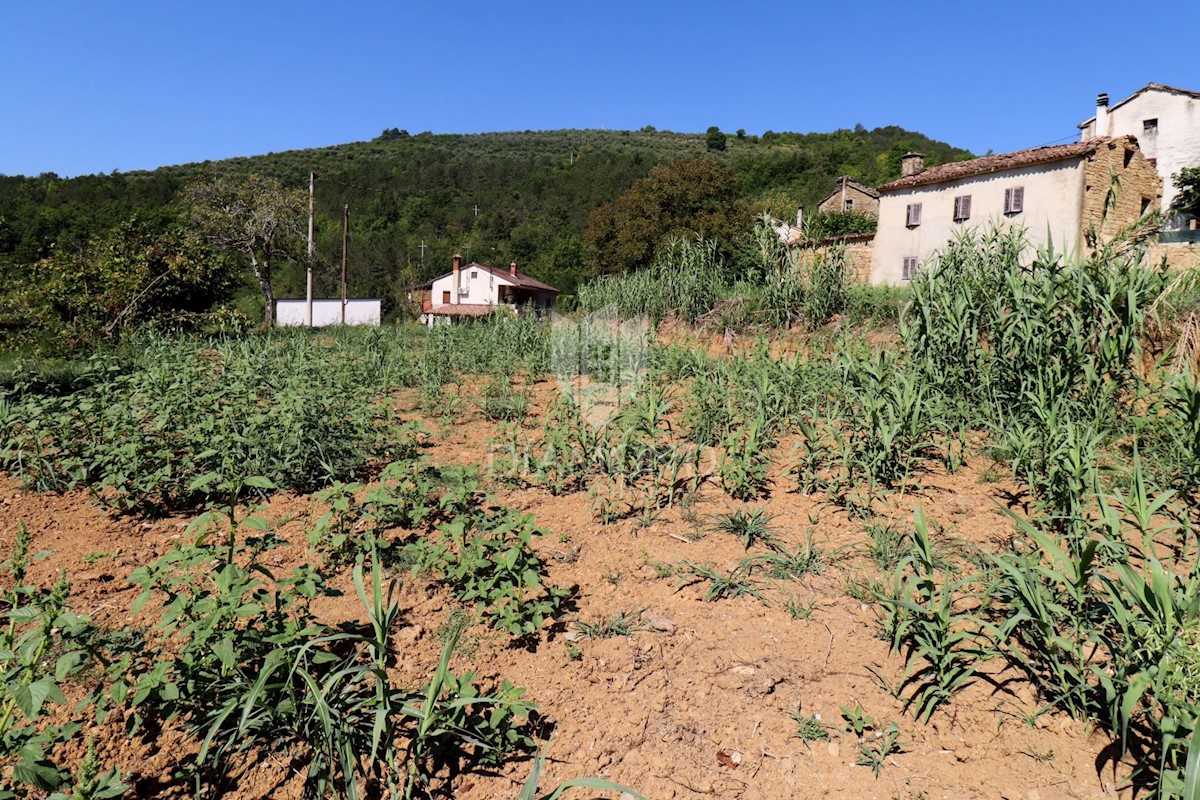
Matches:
[1,378,1129,800]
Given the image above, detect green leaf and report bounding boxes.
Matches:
[1184,722,1200,800]
[544,778,645,800]
[240,514,269,531]
[12,758,67,791]
[13,675,64,719]
[242,475,276,490]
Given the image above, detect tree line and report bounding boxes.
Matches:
[0,125,973,350]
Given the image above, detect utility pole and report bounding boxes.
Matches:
[306,172,315,327]
[473,204,480,217]
[419,239,426,264]
[341,204,349,325]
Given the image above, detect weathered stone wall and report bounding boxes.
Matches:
[802,234,875,284]
[1080,136,1162,242]
[1149,242,1200,271]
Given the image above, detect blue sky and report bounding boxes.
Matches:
[1,0,1194,177]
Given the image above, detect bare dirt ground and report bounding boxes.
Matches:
[1,378,1128,800]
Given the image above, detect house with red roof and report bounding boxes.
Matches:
[869,136,1161,284]
[418,254,560,326]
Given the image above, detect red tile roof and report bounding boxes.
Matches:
[877,137,1127,191]
[427,303,504,317]
[421,262,561,293]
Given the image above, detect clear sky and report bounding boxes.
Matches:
[1,0,1194,177]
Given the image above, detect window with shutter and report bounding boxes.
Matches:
[1004,187,1024,214]
[902,257,918,281]
[953,195,972,221]
[906,203,922,227]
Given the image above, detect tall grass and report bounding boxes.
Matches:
[577,235,729,324]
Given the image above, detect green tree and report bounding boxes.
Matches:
[706,126,727,152]
[585,158,749,275]
[804,210,878,239]
[8,217,236,350]
[1171,166,1200,219]
[182,175,306,328]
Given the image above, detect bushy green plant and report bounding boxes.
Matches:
[0,524,124,799]
[420,508,569,637]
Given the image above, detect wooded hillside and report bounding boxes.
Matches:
[0,125,971,312]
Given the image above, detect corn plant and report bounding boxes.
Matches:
[517,750,643,800]
[885,510,991,722]
[718,412,773,501]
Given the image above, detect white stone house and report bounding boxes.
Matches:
[1078,84,1200,228]
[418,254,559,326]
[869,137,1160,285]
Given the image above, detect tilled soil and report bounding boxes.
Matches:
[1,383,1127,799]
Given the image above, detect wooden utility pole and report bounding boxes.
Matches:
[341,204,349,325]
[306,172,315,327]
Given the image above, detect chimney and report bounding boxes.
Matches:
[900,153,925,177]
[452,254,462,304]
[1095,93,1110,137]
[510,261,518,277]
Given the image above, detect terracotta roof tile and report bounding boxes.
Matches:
[877,137,1127,191]
[420,263,561,293]
[428,304,503,317]
[819,176,880,203]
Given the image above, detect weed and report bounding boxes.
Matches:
[81,550,117,565]
[571,609,645,640]
[855,722,906,777]
[675,562,767,605]
[0,523,125,798]
[744,530,825,580]
[710,506,780,550]
[791,706,832,750]
[1019,747,1055,763]
[785,596,819,620]
[864,520,911,572]
[840,704,876,738]
[419,508,569,637]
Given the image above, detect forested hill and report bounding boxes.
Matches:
[0,126,972,301]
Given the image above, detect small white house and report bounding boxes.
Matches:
[276,298,382,326]
[418,255,559,326]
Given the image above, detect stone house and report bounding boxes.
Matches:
[869,137,1160,285]
[1078,85,1200,222]
[418,254,559,326]
[817,177,879,217]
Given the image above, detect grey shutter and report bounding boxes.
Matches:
[1013,187,1024,213]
